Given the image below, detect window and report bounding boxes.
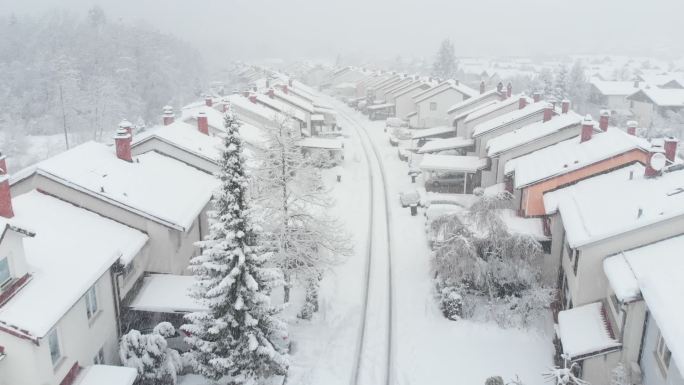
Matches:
[0,257,10,286]
[656,333,672,373]
[429,102,437,111]
[93,347,105,365]
[85,286,98,320]
[48,328,61,367]
[540,241,552,254]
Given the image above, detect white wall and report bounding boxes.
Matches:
[641,314,684,385]
[473,111,545,157]
[415,89,467,128]
[462,102,521,139]
[0,271,119,385]
[395,86,428,120]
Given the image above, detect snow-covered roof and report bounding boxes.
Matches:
[225,94,279,123]
[419,154,488,173]
[604,235,684,370]
[413,80,477,104]
[76,365,137,385]
[129,274,206,313]
[255,94,308,122]
[417,137,474,154]
[507,128,649,188]
[181,104,226,131]
[450,101,498,123]
[603,255,640,303]
[0,191,148,338]
[486,112,584,157]
[543,164,684,248]
[447,89,500,114]
[133,121,223,163]
[471,102,549,137]
[558,302,621,360]
[274,89,315,113]
[628,88,684,107]
[32,142,219,231]
[394,82,431,98]
[411,126,454,140]
[590,79,642,96]
[499,209,548,241]
[464,96,525,124]
[296,137,343,150]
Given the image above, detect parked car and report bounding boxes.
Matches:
[424,171,466,190]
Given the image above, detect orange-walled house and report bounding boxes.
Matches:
[504,115,656,218]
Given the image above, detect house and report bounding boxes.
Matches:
[471,101,551,157]
[483,105,585,187]
[10,133,219,276]
[601,237,684,385]
[132,119,224,175]
[627,88,684,127]
[460,95,529,139]
[383,77,417,104]
[542,160,684,311]
[589,79,642,114]
[410,80,478,129]
[366,74,402,103]
[253,91,310,135]
[507,120,652,217]
[224,94,280,129]
[323,67,368,89]
[393,81,432,120]
[446,89,506,136]
[296,137,344,165]
[0,186,148,385]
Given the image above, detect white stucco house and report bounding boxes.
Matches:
[410,80,477,129]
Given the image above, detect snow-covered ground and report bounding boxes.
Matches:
[282,98,555,385]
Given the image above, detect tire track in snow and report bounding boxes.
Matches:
[336,106,395,385]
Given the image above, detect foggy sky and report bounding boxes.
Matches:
[6,0,684,66]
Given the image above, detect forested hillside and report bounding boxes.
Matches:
[0,8,206,169]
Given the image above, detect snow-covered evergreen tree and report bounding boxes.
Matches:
[182,112,289,383]
[553,65,569,102]
[119,323,182,385]
[432,39,458,80]
[534,68,555,99]
[254,114,351,306]
[567,60,590,113]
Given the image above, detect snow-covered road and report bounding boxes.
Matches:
[286,95,554,385]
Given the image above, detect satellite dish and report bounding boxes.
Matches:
[650,152,667,171]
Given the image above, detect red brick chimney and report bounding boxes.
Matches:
[163,106,174,126]
[506,82,512,98]
[197,111,209,135]
[205,96,213,107]
[479,80,485,95]
[0,171,13,219]
[242,90,250,98]
[533,92,542,103]
[267,88,275,98]
[599,110,610,131]
[496,82,503,93]
[282,85,289,94]
[580,115,594,143]
[114,124,132,162]
[664,137,679,162]
[518,95,528,110]
[543,104,554,122]
[626,121,638,136]
[561,99,570,114]
[222,98,230,113]
[249,94,257,104]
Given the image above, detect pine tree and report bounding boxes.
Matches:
[432,39,458,80]
[182,112,289,383]
[553,65,569,102]
[119,323,182,385]
[567,60,590,113]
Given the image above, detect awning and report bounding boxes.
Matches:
[411,126,455,140]
[129,274,206,313]
[557,302,621,361]
[297,137,343,150]
[417,137,474,154]
[76,365,137,385]
[367,102,395,111]
[419,154,488,173]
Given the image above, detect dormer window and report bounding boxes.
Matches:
[0,257,10,287]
